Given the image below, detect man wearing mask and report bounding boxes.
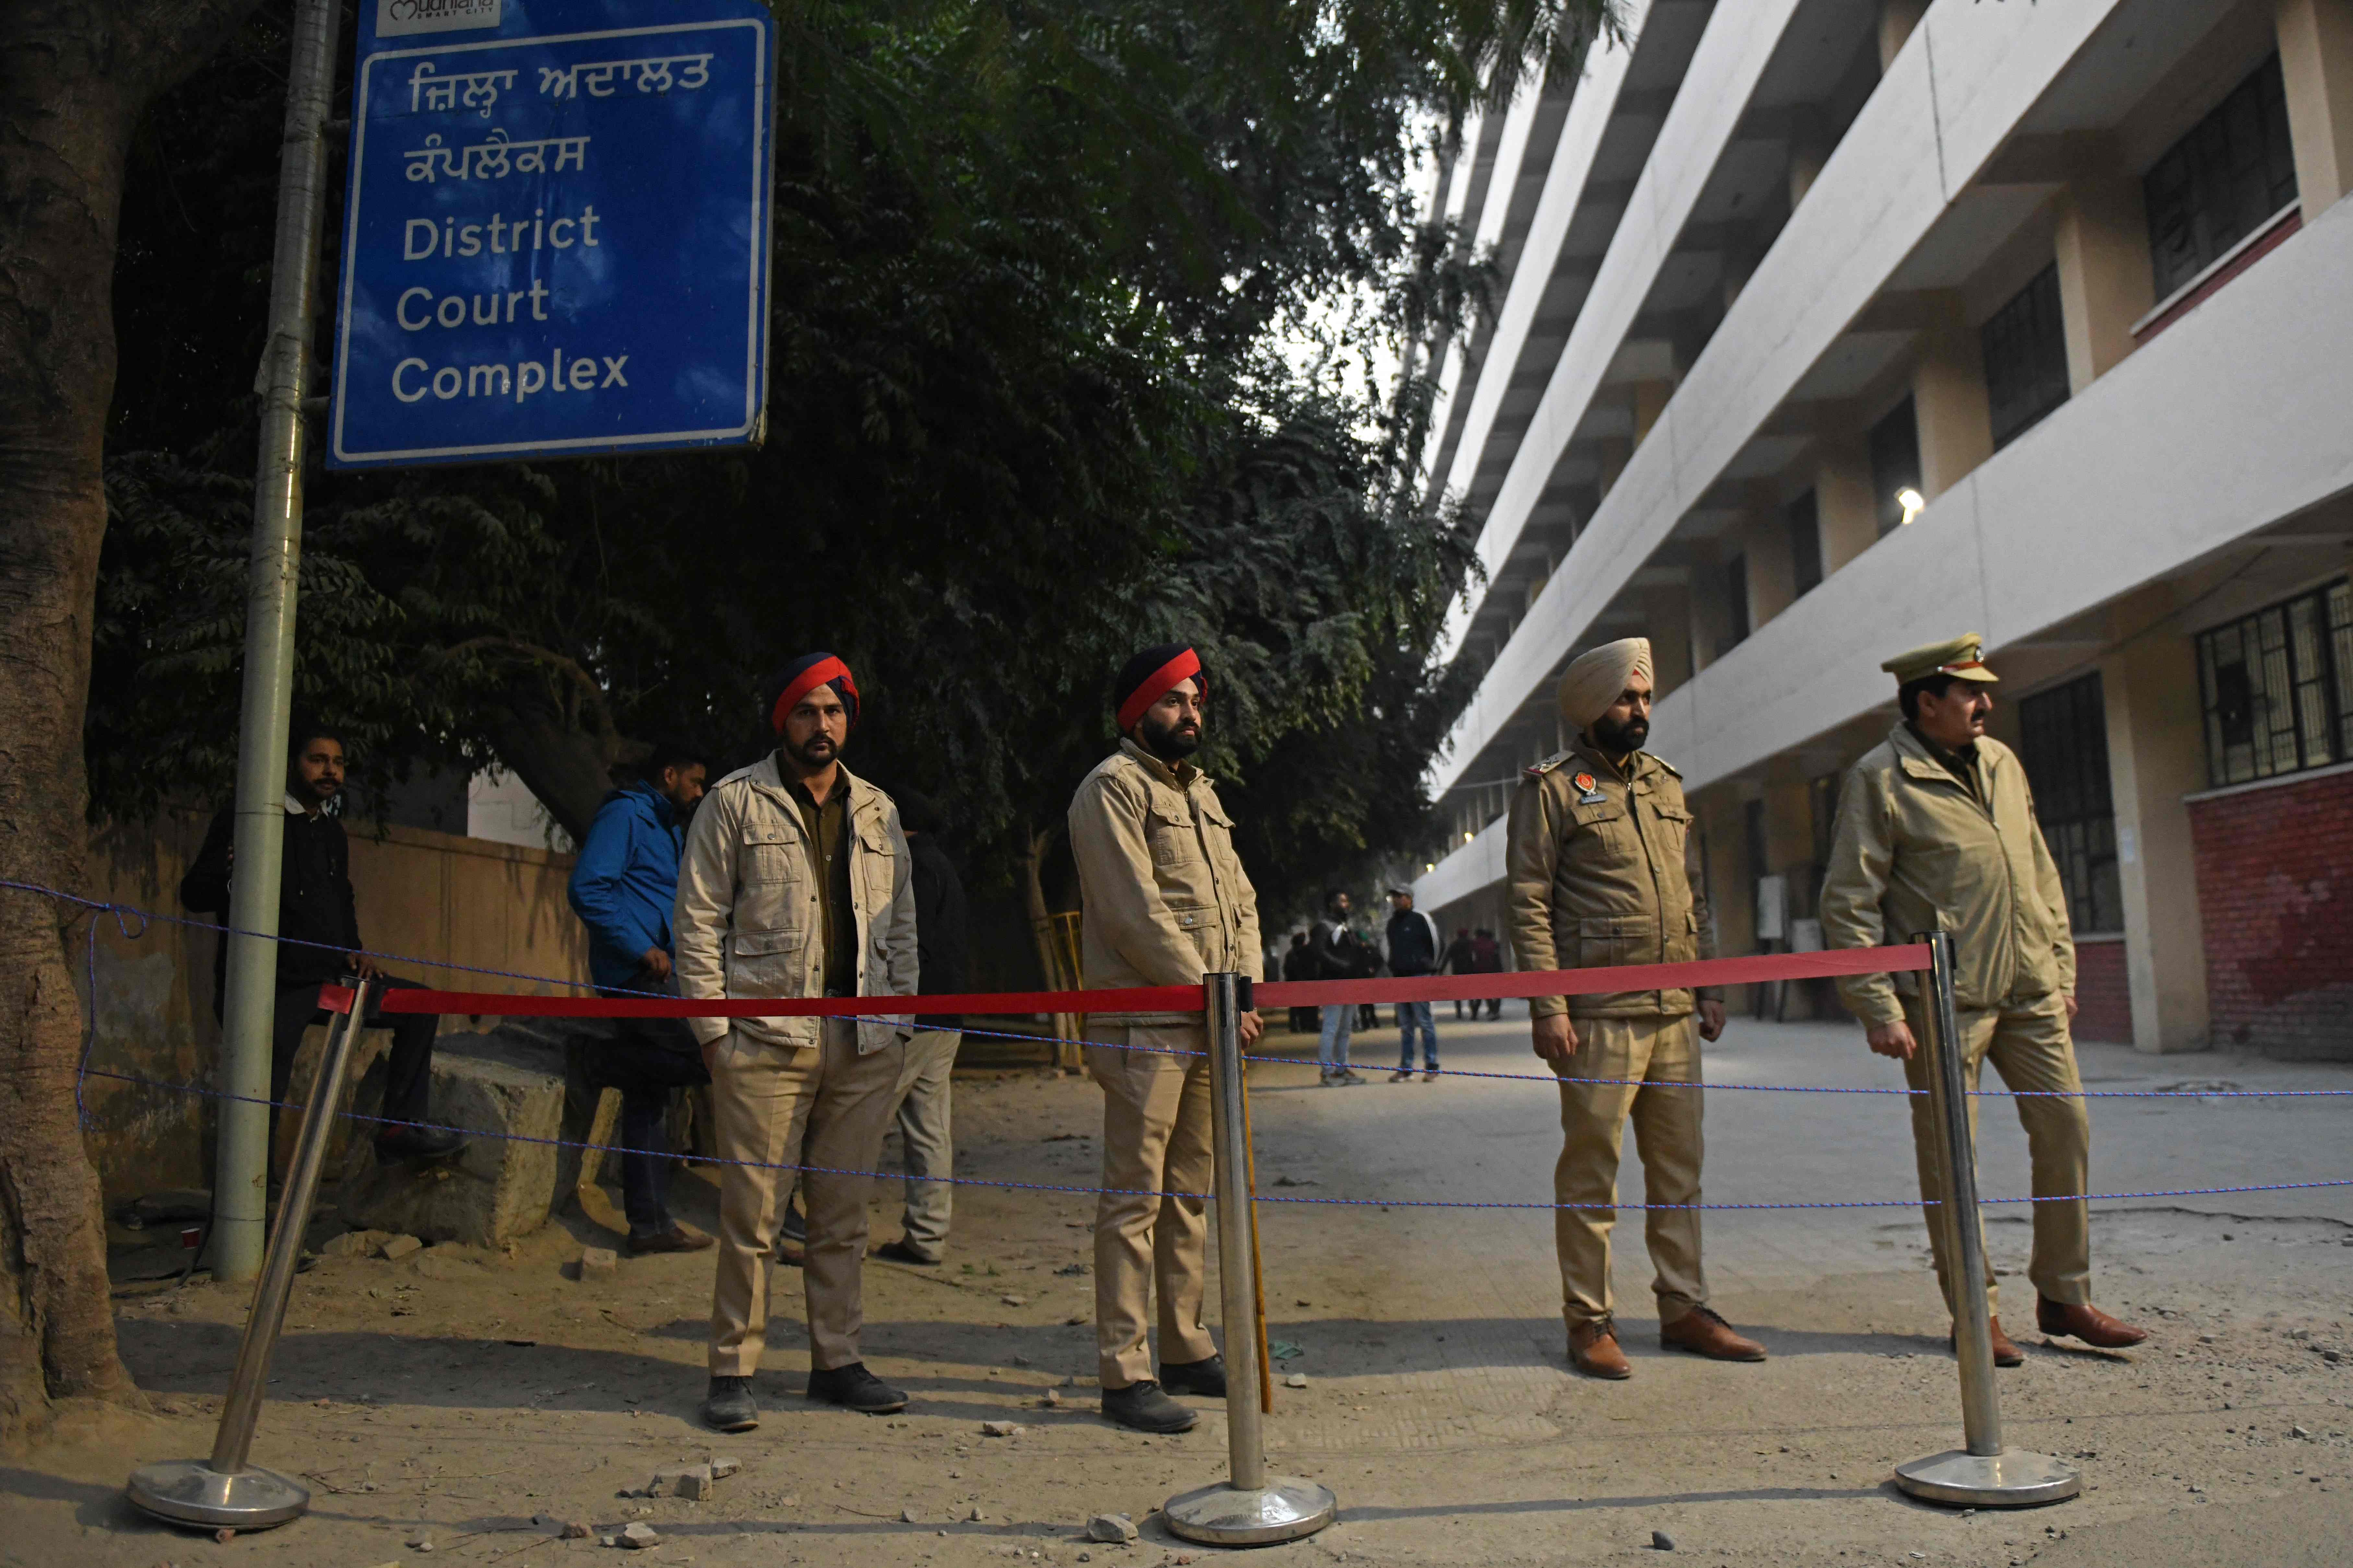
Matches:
[179,725,466,1169]
[567,740,714,1257]
[1384,888,1441,1082]
[1819,635,2145,1364]
[1504,638,1765,1379]
[674,653,920,1431]
[1070,642,1263,1434]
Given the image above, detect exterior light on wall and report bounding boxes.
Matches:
[1896,486,1926,525]
[1462,830,1474,844]
[1425,862,1435,873]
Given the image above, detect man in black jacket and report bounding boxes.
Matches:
[871,790,968,1266]
[179,727,466,1168]
[1384,888,1442,1081]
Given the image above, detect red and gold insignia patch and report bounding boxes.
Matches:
[1572,773,1597,793]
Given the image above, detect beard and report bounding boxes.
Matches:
[1588,713,1649,755]
[1137,711,1201,761]
[783,731,839,770]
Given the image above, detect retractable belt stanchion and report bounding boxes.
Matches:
[1164,972,1337,1546]
[1893,936,2079,1508]
[128,978,378,1531]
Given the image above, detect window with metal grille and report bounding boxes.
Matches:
[2198,578,2353,787]
[2144,54,2299,301]
[2018,673,2122,936]
[1787,489,1823,597]
[1981,263,2070,450]
[1870,395,1921,536]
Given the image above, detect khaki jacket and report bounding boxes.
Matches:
[1503,740,1719,1018]
[672,755,918,1051]
[1818,724,2074,1025]
[1068,739,1262,1026]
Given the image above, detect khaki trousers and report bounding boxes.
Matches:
[707,1019,902,1375]
[1554,1013,1708,1331]
[1901,991,2091,1315]
[1087,1025,1217,1388]
[887,1029,960,1259]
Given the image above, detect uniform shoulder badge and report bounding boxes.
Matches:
[1522,749,1574,778]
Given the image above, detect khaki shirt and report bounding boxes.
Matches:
[1818,724,2075,1025]
[1503,740,1719,1019]
[673,755,919,1051]
[1068,739,1262,1025]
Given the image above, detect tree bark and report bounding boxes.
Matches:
[0,0,265,1446]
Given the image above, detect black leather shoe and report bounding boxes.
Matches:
[1101,1380,1198,1433]
[1159,1354,1227,1398]
[373,1125,468,1165]
[703,1375,758,1431]
[872,1237,939,1266]
[807,1362,908,1414]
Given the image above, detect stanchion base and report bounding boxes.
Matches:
[1894,1449,2079,1508]
[126,1459,310,1530]
[1163,1477,1337,1545]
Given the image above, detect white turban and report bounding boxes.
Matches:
[1556,638,1653,731]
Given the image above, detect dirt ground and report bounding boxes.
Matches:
[8,1011,2350,1567]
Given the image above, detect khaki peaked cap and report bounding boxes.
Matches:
[1882,633,1999,686]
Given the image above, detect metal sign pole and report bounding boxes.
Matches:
[1164,973,1335,1546]
[129,980,376,1531]
[214,0,343,1286]
[1894,935,2078,1508]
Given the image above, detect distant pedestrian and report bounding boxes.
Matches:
[1471,927,1504,1019]
[1281,931,1317,1034]
[566,740,716,1257]
[1443,927,1476,1018]
[873,789,967,1268]
[1308,891,1365,1085]
[1384,888,1441,1081]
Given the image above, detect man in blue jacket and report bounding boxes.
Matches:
[568,741,715,1255]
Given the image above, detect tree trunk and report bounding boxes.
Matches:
[0,0,264,1446]
[1019,824,1083,1070]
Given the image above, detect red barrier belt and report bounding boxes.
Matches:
[320,943,1928,1019]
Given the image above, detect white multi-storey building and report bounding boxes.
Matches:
[1412,0,2353,1059]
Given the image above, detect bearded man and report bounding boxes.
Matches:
[1503,638,1767,1379]
[674,653,920,1430]
[1068,642,1263,1433]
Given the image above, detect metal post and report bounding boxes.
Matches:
[129,980,374,1530]
[1894,935,2079,1508]
[214,0,343,1285]
[1164,973,1336,1546]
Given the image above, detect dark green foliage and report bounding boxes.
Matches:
[95,0,1611,917]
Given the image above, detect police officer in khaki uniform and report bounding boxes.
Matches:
[1505,638,1767,1380]
[1069,643,1262,1433]
[674,653,921,1431]
[1819,634,2146,1363]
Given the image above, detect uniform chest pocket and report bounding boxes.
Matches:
[854,825,896,900]
[741,825,798,882]
[1146,806,1201,867]
[1645,798,1693,848]
[1565,800,1639,864]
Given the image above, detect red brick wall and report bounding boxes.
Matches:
[2187,767,2353,1060]
[2071,939,2132,1044]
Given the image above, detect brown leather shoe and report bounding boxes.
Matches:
[2037,1296,2149,1349]
[1568,1318,1632,1380]
[1661,1306,1767,1362]
[1950,1316,2025,1366]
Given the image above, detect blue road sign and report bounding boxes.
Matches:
[329,0,774,468]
